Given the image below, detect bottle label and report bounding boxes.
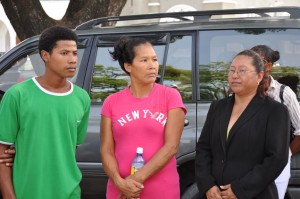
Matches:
[131,166,142,174]
[131,166,135,175]
[131,163,143,174]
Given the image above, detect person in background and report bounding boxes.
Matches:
[251,45,300,199]
[100,36,186,199]
[195,49,290,199]
[0,25,90,199]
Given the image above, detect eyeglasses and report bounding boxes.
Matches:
[228,69,256,76]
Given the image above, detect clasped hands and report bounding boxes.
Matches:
[206,184,237,199]
[117,174,144,199]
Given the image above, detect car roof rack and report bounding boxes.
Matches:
[75,6,300,30]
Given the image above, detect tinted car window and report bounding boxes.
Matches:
[164,35,193,101]
[90,38,165,103]
[0,48,85,92]
[90,46,127,103]
[90,34,193,103]
[199,29,300,101]
[0,52,40,92]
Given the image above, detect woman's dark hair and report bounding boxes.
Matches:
[251,45,280,64]
[233,49,266,97]
[109,37,151,74]
[251,45,280,92]
[38,25,78,56]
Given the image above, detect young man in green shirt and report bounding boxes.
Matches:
[0,26,90,199]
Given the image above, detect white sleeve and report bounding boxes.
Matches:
[283,86,300,135]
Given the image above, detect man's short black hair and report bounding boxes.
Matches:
[38,25,78,56]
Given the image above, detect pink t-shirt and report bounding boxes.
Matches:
[101,83,186,199]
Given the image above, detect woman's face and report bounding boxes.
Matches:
[125,43,159,85]
[228,55,264,96]
[262,59,273,77]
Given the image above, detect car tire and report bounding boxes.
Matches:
[181,183,199,199]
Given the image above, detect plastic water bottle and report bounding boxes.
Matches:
[131,147,145,174]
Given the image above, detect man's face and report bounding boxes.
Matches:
[41,40,78,79]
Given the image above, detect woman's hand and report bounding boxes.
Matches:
[116,177,144,199]
[206,185,222,199]
[220,184,237,199]
[0,148,15,166]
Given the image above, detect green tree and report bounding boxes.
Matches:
[0,0,127,41]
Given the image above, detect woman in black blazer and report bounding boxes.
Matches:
[195,50,290,199]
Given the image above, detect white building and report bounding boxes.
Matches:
[0,0,69,53]
[1,0,300,52]
[0,5,16,53]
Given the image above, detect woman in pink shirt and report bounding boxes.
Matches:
[100,37,186,199]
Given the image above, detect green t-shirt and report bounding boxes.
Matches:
[0,78,90,199]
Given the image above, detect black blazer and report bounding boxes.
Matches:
[195,94,290,199]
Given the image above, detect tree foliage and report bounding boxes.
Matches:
[0,0,127,41]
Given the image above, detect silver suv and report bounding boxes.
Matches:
[0,6,299,199]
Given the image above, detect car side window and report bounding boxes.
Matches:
[0,48,85,92]
[90,38,165,103]
[90,46,128,103]
[90,34,193,103]
[0,51,41,92]
[163,35,193,101]
[198,29,300,101]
